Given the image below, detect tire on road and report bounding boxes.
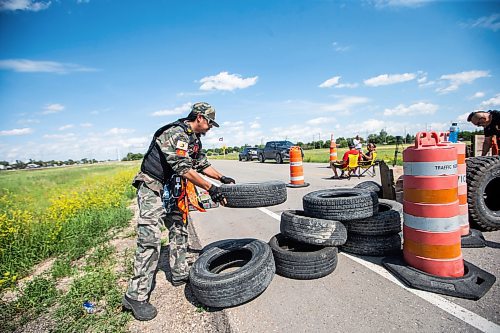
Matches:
[280,210,347,246]
[302,188,378,221]
[220,181,287,208]
[340,234,401,256]
[269,233,338,280]
[343,199,402,236]
[466,156,500,231]
[354,181,383,198]
[189,238,275,308]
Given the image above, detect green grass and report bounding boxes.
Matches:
[0,161,139,212]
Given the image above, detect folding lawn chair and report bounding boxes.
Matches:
[341,154,360,179]
[359,152,378,177]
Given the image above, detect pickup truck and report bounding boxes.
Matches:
[257,140,303,163]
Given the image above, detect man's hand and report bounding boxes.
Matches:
[209,185,227,205]
[220,176,235,184]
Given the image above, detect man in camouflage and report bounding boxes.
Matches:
[123,102,235,321]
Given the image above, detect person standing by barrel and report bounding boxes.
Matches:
[467,110,500,156]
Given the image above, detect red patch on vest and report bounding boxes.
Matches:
[193,144,199,153]
[176,149,187,157]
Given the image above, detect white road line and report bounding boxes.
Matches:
[257,206,500,333]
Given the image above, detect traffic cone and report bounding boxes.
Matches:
[329,134,338,166]
[287,146,309,188]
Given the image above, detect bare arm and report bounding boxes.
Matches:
[200,165,224,181]
[481,137,492,156]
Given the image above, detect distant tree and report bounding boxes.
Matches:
[367,134,378,144]
[386,135,396,144]
[336,137,348,148]
[379,129,388,144]
[122,152,144,161]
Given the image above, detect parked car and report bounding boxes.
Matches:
[257,141,303,164]
[238,147,259,161]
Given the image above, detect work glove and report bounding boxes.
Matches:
[220,176,235,184]
[208,185,226,205]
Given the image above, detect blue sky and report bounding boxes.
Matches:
[0,0,499,162]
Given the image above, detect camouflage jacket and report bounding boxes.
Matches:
[134,120,211,193]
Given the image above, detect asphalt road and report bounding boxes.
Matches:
[191,160,500,333]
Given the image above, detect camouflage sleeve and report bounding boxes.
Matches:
[193,151,211,173]
[157,127,193,175]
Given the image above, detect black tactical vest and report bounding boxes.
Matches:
[141,120,202,184]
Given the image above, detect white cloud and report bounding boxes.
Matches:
[106,128,135,135]
[0,127,33,136]
[480,93,500,108]
[364,73,416,87]
[319,76,358,89]
[384,102,438,116]
[0,59,97,74]
[80,122,93,128]
[466,13,500,32]
[470,91,485,99]
[369,0,433,8]
[199,71,258,91]
[0,0,51,11]
[332,42,350,52]
[320,96,371,113]
[43,133,76,140]
[151,102,192,117]
[457,112,471,122]
[42,103,65,115]
[250,121,261,129]
[319,76,341,88]
[436,70,490,94]
[307,117,334,126]
[59,124,74,131]
[77,0,90,3]
[17,118,40,125]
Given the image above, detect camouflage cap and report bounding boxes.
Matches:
[190,102,219,127]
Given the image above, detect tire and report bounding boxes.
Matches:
[354,181,383,198]
[258,154,265,163]
[246,155,250,161]
[220,181,287,208]
[280,210,347,246]
[238,155,242,161]
[269,234,338,280]
[466,157,500,231]
[303,188,378,222]
[189,239,275,308]
[276,154,283,164]
[343,199,402,236]
[340,234,402,256]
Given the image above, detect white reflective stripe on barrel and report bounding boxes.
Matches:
[403,161,457,176]
[458,214,468,227]
[290,161,303,166]
[403,213,461,232]
[290,176,304,181]
[458,174,466,186]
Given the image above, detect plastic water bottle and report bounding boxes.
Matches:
[83,301,96,314]
[449,122,459,143]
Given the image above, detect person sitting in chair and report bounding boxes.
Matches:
[361,143,376,161]
[331,142,361,178]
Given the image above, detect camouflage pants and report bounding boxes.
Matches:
[126,182,189,301]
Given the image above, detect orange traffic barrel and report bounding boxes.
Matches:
[329,134,338,163]
[403,131,463,277]
[437,135,469,236]
[452,142,468,236]
[287,146,309,188]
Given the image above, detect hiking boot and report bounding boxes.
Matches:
[171,275,189,287]
[122,295,157,321]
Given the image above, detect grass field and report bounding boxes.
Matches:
[210,144,411,165]
[0,161,140,332]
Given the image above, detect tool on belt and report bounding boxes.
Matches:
[162,174,205,223]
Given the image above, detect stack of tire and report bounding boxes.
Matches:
[283,187,401,260]
[465,156,500,231]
